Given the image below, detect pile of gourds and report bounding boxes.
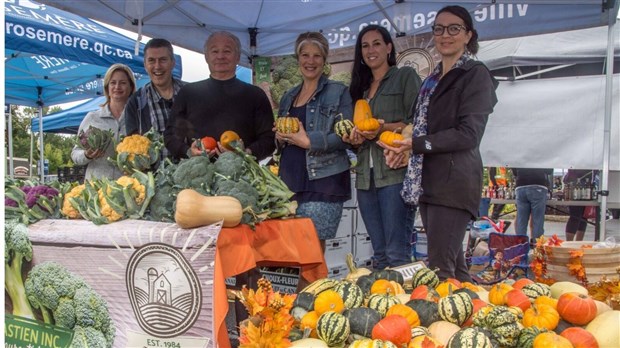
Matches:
[288,264,620,348]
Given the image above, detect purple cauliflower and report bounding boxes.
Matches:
[25,185,59,210]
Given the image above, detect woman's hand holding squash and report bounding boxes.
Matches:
[377,138,412,169]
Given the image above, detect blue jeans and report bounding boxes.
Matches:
[357,178,411,269]
[515,185,548,240]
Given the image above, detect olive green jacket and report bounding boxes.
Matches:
[355,66,421,190]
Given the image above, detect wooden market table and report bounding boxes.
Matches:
[214,218,327,347]
[24,218,327,347]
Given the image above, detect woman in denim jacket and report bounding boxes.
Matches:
[275,32,353,253]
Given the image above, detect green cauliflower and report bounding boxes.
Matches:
[24,261,115,348]
[4,220,35,319]
[172,155,215,194]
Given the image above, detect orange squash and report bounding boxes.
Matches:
[410,285,440,303]
[379,130,404,147]
[523,303,560,330]
[534,295,558,310]
[275,116,300,134]
[300,310,319,338]
[313,289,344,315]
[435,280,460,298]
[357,118,381,132]
[504,288,531,312]
[372,315,412,346]
[488,282,513,305]
[560,327,599,348]
[353,99,373,125]
[220,130,240,150]
[370,279,396,295]
[462,298,489,327]
[557,292,597,326]
[533,332,573,348]
[512,277,535,290]
[386,303,420,328]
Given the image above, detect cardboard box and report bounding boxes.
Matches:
[324,236,352,269]
[355,257,374,269]
[353,233,373,262]
[327,263,349,280]
[354,209,367,235]
[334,208,355,239]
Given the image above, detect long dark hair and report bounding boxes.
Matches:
[436,5,479,55]
[349,25,397,101]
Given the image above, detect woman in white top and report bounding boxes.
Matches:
[71,63,136,180]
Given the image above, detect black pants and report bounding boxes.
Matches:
[420,203,473,283]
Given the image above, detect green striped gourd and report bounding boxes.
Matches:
[473,305,521,347]
[446,327,494,348]
[373,269,405,286]
[517,326,549,348]
[367,294,400,317]
[411,268,439,289]
[411,326,431,339]
[334,281,364,309]
[356,275,376,296]
[349,338,398,348]
[334,115,354,138]
[301,278,340,296]
[521,283,551,302]
[316,311,350,346]
[438,292,474,326]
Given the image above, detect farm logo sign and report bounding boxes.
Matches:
[125,243,202,339]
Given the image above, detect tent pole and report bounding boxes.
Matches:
[7,105,15,178]
[38,106,44,182]
[599,1,619,241]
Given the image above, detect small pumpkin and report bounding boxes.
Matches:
[435,280,460,298]
[372,314,412,346]
[275,116,300,134]
[410,326,430,340]
[314,289,344,315]
[379,130,404,147]
[289,338,328,347]
[345,253,373,282]
[367,293,399,317]
[357,117,381,132]
[405,299,441,327]
[534,295,558,310]
[300,310,319,338]
[334,114,355,138]
[461,282,482,292]
[373,269,405,285]
[427,320,461,345]
[371,279,397,295]
[550,281,589,299]
[488,282,513,305]
[410,285,440,303]
[334,281,364,309]
[220,130,241,150]
[521,282,551,302]
[438,292,473,326]
[349,338,398,348]
[462,298,489,327]
[386,303,420,328]
[532,332,573,348]
[556,292,597,326]
[446,327,493,348]
[408,335,443,348]
[585,310,620,348]
[523,303,560,330]
[504,288,531,312]
[517,326,549,348]
[356,274,376,296]
[560,327,599,348]
[512,277,535,290]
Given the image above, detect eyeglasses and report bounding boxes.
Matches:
[432,24,467,36]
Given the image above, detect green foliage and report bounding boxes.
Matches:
[331,70,352,86]
[4,221,35,319]
[270,56,302,112]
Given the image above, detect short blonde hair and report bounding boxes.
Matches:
[295,32,329,61]
[103,63,136,106]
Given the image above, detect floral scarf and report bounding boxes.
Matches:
[401,53,472,205]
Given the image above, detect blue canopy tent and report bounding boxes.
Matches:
[5,0,182,179]
[29,65,251,134]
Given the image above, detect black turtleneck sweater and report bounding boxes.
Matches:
[164,76,275,160]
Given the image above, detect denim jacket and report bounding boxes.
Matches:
[278,75,353,180]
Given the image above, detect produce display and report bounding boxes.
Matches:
[251,266,620,348]
[76,125,114,154]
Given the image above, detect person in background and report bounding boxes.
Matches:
[274,32,353,253]
[124,38,185,159]
[380,6,498,282]
[489,167,507,220]
[512,167,554,243]
[563,169,594,241]
[164,31,275,161]
[344,24,422,269]
[72,64,136,180]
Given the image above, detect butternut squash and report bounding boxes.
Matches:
[175,189,243,228]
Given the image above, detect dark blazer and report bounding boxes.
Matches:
[412,60,499,218]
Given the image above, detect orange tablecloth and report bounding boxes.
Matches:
[213,218,327,347]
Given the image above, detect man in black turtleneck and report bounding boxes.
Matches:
[164,31,275,161]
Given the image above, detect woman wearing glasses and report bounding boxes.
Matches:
[379,6,498,282]
[345,25,422,269]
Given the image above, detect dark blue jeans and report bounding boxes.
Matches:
[357,178,411,269]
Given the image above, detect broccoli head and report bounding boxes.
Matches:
[4,220,35,319]
[71,325,108,348]
[24,261,115,347]
[214,151,247,180]
[172,155,215,193]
